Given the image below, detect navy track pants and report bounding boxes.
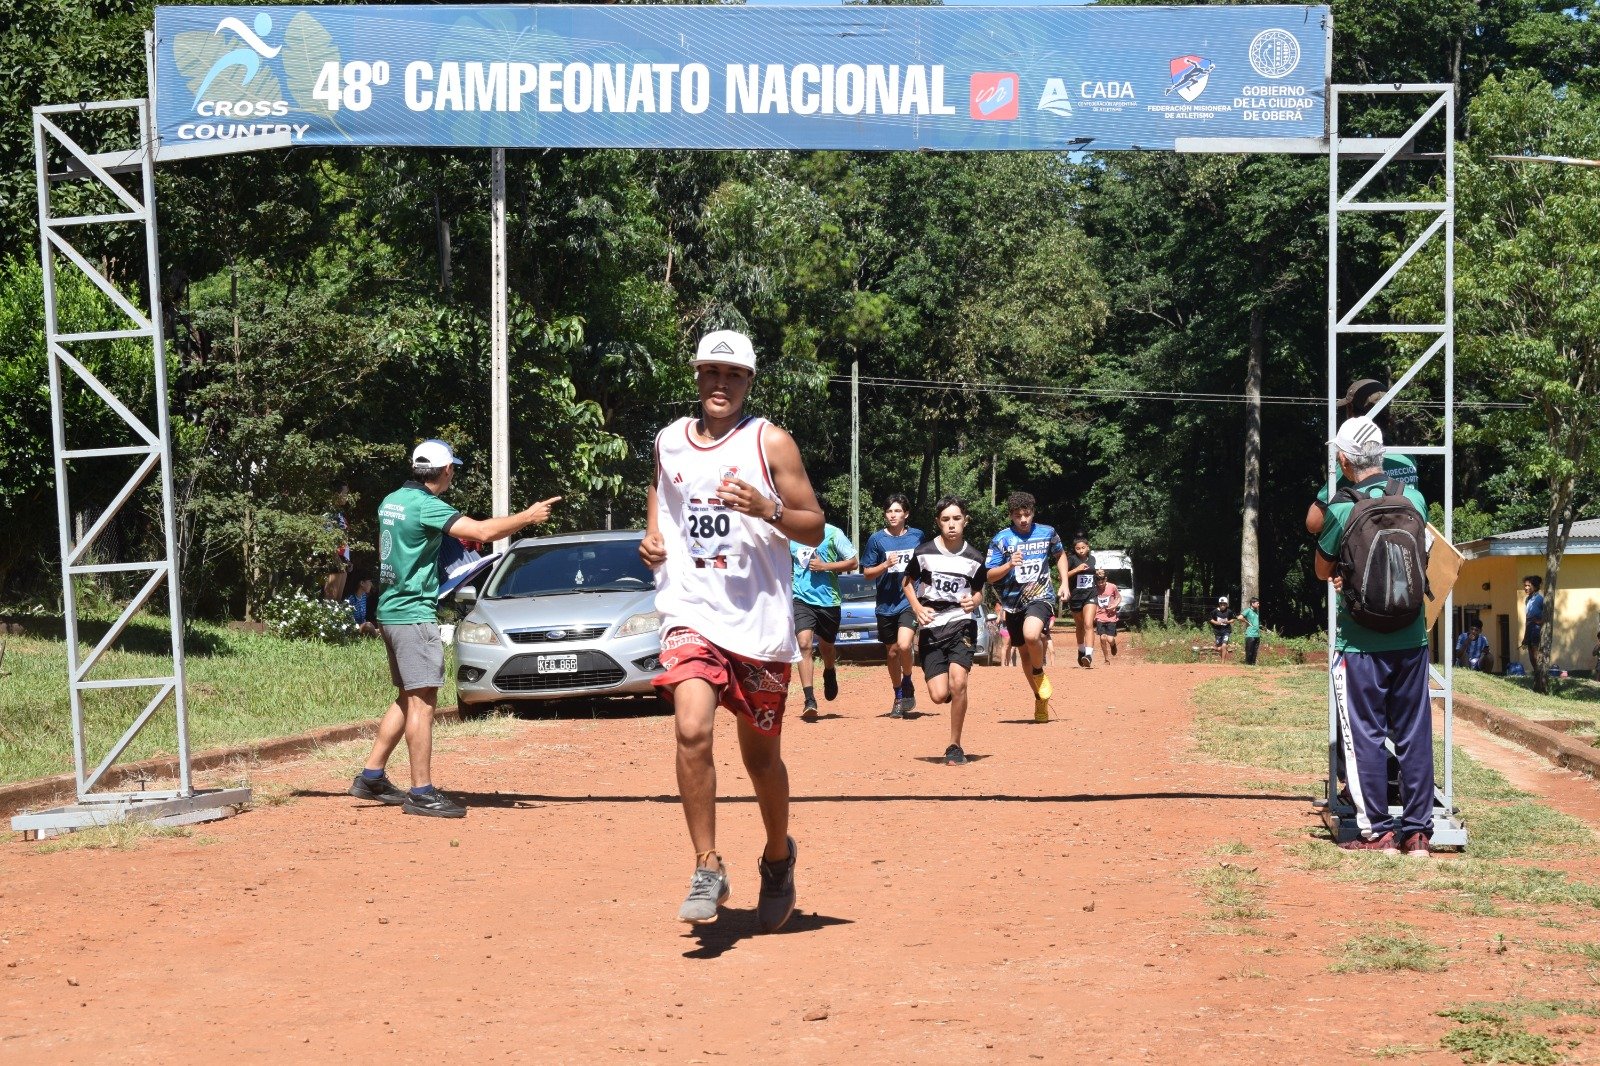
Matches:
[1332,646,1435,840]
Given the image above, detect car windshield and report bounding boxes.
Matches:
[486,539,654,598]
[839,574,875,603]
[1103,569,1133,591]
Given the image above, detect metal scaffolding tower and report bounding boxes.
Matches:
[1322,84,1466,848]
[13,99,249,838]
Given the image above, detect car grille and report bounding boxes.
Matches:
[505,625,609,644]
[494,650,626,692]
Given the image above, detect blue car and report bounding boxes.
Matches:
[832,574,997,665]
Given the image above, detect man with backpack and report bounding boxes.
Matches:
[1314,415,1434,857]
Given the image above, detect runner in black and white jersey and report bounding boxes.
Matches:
[904,497,988,766]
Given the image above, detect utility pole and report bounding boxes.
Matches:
[491,148,509,551]
[850,355,860,551]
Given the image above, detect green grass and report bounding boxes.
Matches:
[34,821,195,854]
[1436,1002,1600,1065]
[1199,667,1600,920]
[1456,671,1600,731]
[1330,927,1448,973]
[1195,860,1269,926]
[1130,621,1326,666]
[0,614,456,785]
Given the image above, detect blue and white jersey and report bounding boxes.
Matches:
[985,523,1065,611]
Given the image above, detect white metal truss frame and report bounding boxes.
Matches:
[13,96,248,836]
[1322,84,1465,848]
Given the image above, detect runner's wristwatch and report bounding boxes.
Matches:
[765,498,784,524]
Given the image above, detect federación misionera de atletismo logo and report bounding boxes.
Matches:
[1248,29,1301,80]
[192,14,283,108]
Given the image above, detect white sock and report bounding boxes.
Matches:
[1080,645,1092,657]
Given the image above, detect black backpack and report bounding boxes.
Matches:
[1332,479,1429,632]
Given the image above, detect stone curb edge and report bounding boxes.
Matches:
[1452,693,1600,780]
[1,706,462,821]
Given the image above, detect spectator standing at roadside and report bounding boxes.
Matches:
[350,440,560,819]
[322,480,353,601]
[1241,597,1262,666]
[1315,415,1434,857]
[1523,576,1546,676]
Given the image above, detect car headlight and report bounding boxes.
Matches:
[456,619,499,646]
[616,610,663,638]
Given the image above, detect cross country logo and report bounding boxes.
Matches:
[192,14,282,106]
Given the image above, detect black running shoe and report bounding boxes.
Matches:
[801,698,819,722]
[822,667,839,702]
[945,744,968,766]
[402,788,466,819]
[757,836,797,933]
[349,772,408,806]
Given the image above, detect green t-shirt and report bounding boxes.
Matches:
[1242,607,1260,638]
[376,481,461,625]
[1316,475,1429,653]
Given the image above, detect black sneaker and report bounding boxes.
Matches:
[757,836,797,933]
[823,667,839,702]
[944,744,968,766]
[888,698,907,719]
[349,772,408,806]
[402,788,466,819]
[801,698,819,722]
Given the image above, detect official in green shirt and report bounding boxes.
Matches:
[1313,415,1434,857]
[351,438,561,819]
[1242,597,1262,665]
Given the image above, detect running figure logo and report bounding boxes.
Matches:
[192,13,282,106]
[1165,55,1215,102]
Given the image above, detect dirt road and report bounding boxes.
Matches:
[4,656,1598,1063]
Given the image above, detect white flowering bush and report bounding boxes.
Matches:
[259,591,359,645]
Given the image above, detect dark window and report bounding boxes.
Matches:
[487,539,654,598]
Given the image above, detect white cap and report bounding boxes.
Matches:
[692,330,757,373]
[411,438,462,469]
[1218,595,1229,604]
[1331,416,1383,455]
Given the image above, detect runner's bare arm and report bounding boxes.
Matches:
[810,555,857,573]
[986,557,1014,584]
[640,478,667,568]
[715,423,823,546]
[1056,553,1072,590]
[450,497,561,544]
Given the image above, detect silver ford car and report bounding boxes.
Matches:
[451,529,665,705]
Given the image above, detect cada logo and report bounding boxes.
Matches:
[191,13,285,112]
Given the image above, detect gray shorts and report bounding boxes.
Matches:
[381,622,445,692]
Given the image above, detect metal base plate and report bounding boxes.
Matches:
[1317,790,1468,848]
[12,787,252,840]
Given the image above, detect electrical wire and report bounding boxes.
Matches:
[826,374,1527,410]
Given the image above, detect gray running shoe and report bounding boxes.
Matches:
[757,836,797,933]
[888,698,907,719]
[678,864,730,925]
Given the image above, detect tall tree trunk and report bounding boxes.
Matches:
[1534,493,1577,694]
[915,431,936,513]
[434,190,453,298]
[1240,300,1265,605]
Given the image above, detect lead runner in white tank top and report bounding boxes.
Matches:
[652,415,800,663]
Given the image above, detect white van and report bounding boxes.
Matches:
[1094,549,1137,621]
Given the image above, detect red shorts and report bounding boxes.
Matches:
[653,627,791,736]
